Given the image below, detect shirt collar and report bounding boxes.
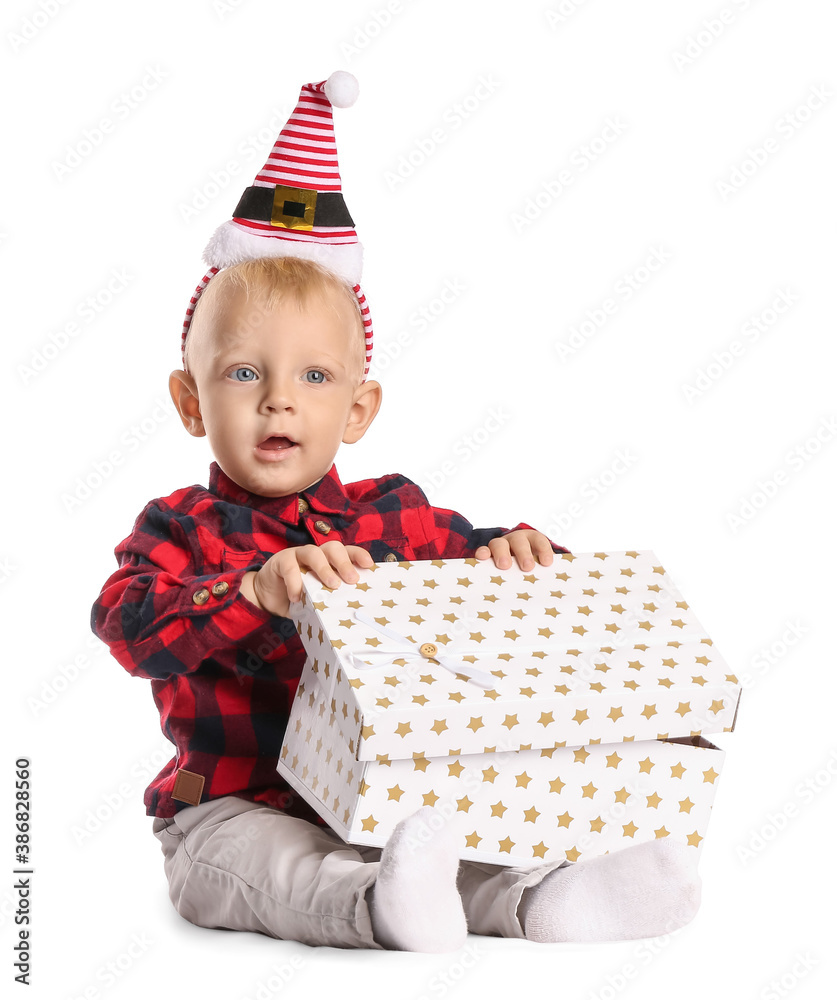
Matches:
[208,461,352,522]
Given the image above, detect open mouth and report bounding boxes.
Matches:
[258,435,296,451]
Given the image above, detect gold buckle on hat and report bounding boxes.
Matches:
[271,185,317,231]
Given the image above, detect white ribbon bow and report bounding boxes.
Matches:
[346,611,497,689]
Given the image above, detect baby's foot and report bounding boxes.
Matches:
[518,838,701,943]
[368,806,467,952]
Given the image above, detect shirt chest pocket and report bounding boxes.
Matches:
[222,548,267,572]
[223,539,410,569]
[366,536,411,563]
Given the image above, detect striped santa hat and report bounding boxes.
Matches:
[181,70,373,380]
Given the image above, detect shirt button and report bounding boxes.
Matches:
[192,587,210,605]
[314,519,331,534]
[384,552,398,562]
[211,581,229,597]
[298,497,309,514]
[419,642,438,658]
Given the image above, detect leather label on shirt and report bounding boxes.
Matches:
[172,769,205,806]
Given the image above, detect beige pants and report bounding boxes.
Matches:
[152,796,567,949]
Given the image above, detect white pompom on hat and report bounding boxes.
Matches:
[181,71,373,380]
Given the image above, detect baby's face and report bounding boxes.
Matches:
[179,285,377,498]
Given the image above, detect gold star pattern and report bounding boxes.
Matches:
[288,549,735,868]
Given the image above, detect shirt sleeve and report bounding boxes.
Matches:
[415,491,571,558]
[90,500,300,681]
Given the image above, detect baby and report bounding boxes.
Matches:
[90,72,701,952]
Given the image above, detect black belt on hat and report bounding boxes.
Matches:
[232,185,355,230]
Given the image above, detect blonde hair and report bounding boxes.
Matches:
[184,257,366,383]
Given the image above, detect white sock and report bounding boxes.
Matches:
[368,806,467,952]
[518,839,701,943]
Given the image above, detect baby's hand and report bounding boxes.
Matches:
[243,542,375,618]
[475,530,555,571]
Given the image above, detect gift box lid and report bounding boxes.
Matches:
[291,550,741,763]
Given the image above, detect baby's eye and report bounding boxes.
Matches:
[229,367,257,382]
[304,370,327,384]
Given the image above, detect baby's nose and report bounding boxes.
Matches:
[261,379,296,410]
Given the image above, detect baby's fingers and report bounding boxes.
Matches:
[344,545,375,570]
[291,542,370,597]
[277,554,311,605]
[319,541,375,586]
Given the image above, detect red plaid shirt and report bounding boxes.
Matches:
[91,461,569,818]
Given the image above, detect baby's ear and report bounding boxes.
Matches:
[343,379,382,444]
[169,370,206,437]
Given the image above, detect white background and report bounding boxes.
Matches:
[4,0,836,997]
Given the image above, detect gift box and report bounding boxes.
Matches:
[277,551,740,867]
